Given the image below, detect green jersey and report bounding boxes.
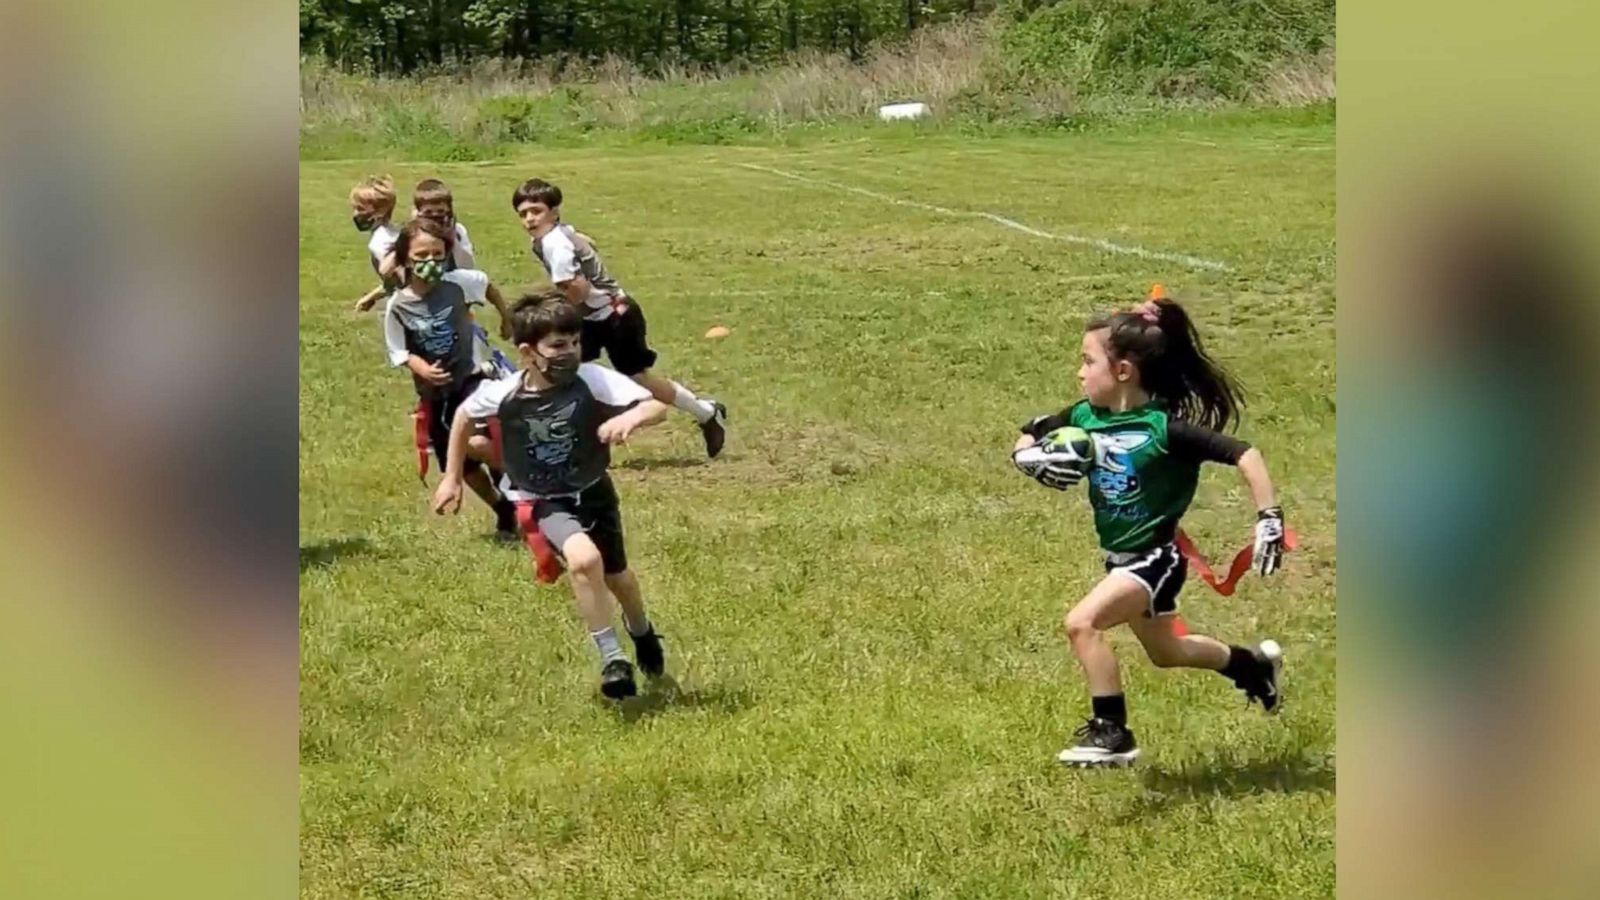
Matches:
[1023,401,1252,553]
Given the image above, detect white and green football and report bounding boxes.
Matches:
[1013,426,1096,482]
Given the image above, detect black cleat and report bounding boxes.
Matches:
[700,400,728,459]
[630,627,665,678]
[1057,718,1141,768]
[1240,640,1284,714]
[600,659,638,700]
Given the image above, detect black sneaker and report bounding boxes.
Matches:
[700,401,728,459]
[1239,640,1284,714]
[630,628,665,678]
[1057,717,1141,768]
[600,659,637,700]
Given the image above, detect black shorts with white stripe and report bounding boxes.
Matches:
[1104,542,1187,616]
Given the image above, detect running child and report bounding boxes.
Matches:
[350,175,400,312]
[1012,294,1288,768]
[431,291,671,699]
[382,217,519,537]
[411,178,478,272]
[511,178,729,459]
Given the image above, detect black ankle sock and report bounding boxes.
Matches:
[1091,694,1127,726]
[492,496,516,525]
[1218,646,1256,682]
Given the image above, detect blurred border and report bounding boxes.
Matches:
[1340,2,1600,898]
[0,2,298,898]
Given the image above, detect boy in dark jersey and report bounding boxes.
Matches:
[1013,294,1289,768]
[431,291,672,700]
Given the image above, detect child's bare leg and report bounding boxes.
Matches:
[1131,608,1282,708]
[463,467,500,506]
[605,569,649,635]
[1129,613,1229,670]
[1063,575,1150,697]
[563,534,617,633]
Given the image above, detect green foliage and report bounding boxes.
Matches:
[997,0,1334,100]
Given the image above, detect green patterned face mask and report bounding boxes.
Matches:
[412,258,445,285]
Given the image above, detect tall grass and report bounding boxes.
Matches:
[300,11,1335,160]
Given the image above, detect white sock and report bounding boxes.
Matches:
[590,627,625,664]
[671,383,716,424]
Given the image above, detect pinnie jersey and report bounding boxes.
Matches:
[382,269,491,398]
[460,363,652,498]
[530,224,624,321]
[1022,401,1252,553]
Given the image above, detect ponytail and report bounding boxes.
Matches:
[1086,298,1244,432]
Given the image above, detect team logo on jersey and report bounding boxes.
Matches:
[523,400,580,468]
[411,307,459,360]
[1089,431,1151,498]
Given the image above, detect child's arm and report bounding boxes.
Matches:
[407,354,452,386]
[376,249,400,282]
[485,282,512,340]
[431,404,477,515]
[1170,421,1286,575]
[555,274,592,308]
[1014,411,1069,452]
[1236,447,1286,575]
[1236,447,1279,512]
[354,285,385,312]
[597,400,669,445]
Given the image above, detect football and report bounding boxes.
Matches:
[1038,426,1096,473]
[1013,425,1096,484]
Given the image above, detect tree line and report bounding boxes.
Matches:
[301,0,1006,74]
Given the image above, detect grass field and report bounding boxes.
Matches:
[299,113,1335,898]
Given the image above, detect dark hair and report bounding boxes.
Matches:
[413,178,453,212]
[392,217,456,271]
[511,178,562,212]
[510,289,582,346]
[1086,299,1244,432]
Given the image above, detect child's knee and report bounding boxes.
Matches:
[563,541,604,578]
[466,434,492,460]
[1063,607,1099,642]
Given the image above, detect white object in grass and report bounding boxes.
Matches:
[878,101,929,122]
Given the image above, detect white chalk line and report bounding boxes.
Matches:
[736,162,1231,272]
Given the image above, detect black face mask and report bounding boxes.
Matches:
[537,350,581,385]
[353,215,375,232]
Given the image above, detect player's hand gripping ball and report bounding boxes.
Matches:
[1013,426,1095,491]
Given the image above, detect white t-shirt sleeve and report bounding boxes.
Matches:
[459,373,519,420]
[578,363,651,409]
[452,223,477,269]
[382,297,410,367]
[443,268,490,305]
[540,230,581,284]
[367,227,398,268]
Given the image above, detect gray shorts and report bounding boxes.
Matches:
[533,476,628,575]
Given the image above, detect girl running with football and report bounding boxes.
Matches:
[1012,292,1288,768]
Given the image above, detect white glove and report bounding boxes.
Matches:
[1012,445,1085,491]
[1253,506,1286,576]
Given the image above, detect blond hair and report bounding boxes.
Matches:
[348,175,397,216]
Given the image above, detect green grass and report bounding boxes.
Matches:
[300,110,1335,898]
